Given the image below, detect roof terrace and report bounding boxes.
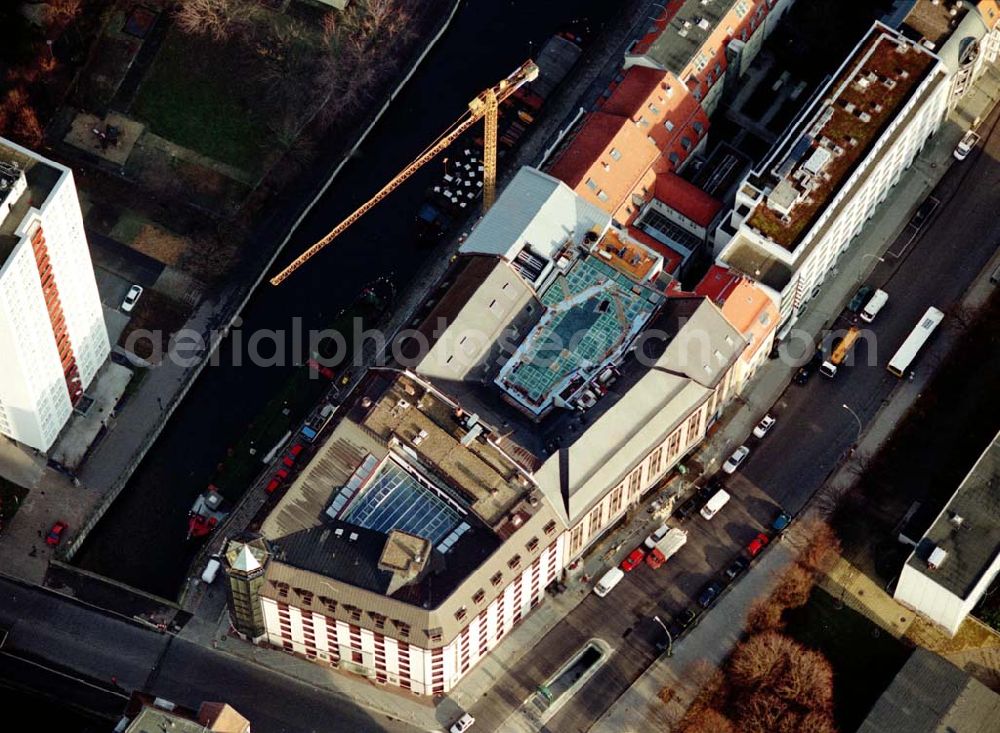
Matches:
[745,27,937,250]
[591,228,662,282]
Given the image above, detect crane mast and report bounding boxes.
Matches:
[270,60,539,286]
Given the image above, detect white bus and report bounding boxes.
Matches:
[860,289,889,323]
[887,307,944,377]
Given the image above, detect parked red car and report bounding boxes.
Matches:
[306,358,335,380]
[747,532,770,557]
[46,521,68,546]
[619,547,646,572]
[268,466,291,491]
[282,444,304,468]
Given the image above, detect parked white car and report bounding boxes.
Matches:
[450,713,475,733]
[722,445,750,474]
[753,414,776,439]
[121,284,143,313]
[642,523,670,550]
[953,130,980,161]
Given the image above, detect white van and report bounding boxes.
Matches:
[201,558,222,584]
[593,567,625,597]
[700,489,731,521]
[860,289,889,323]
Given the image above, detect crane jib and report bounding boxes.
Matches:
[270,60,539,287]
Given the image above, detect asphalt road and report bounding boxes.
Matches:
[0,577,416,733]
[742,103,1000,511]
[467,86,1000,733]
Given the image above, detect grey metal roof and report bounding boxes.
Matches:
[459,167,610,262]
[401,254,541,384]
[905,431,1000,599]
[529,34,583,99]
[857,648,1000,733]
[636,0,738,75]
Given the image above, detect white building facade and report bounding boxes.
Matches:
[894,432,1000,636]
[715,24,949,333]
[261,534,564,695]
[0,139,109,451]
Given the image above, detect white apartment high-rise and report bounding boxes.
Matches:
[0,138,110,451]
[714,23,948,335]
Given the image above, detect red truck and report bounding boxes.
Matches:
[645,527,688,569]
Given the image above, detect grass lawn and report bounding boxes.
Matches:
[132,30,272,173]
[0,476,29,523]
[784,587,912,731]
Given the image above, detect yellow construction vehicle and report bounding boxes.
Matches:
[270,60,540,286]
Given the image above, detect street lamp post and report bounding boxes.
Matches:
[652,615,673,657]
[857,253,885,286]
[842,403,862,443]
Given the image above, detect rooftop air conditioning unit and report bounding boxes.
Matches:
[928,546,948,570]
[950,513,964,528]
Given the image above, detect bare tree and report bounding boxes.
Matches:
[678,708,736,733]
[2,87,43,147]
[798,710,839,733]
[45,0,82,29]
[797,520,842,574]
[772,648,835,712]
[772,564,815,610]
[727,632,797,691]
[736,690,790,733]
[746,597,786,634]
[362,0,397,38]
[321,12,338,44]
[174,0,254,42]
[16,106,44,146]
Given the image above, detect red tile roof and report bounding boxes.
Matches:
[694,264,741,304]
[601,67,669,118]
[653,172,722,228]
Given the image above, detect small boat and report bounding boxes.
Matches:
[187,485,228,539]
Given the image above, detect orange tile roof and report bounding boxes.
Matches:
[979,0,1000,29]
[547,110,659,213]
[694,266,779,360]
[654,171,722,228]
[601,67,670,118]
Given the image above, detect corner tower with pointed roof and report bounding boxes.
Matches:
[223,538,270,640]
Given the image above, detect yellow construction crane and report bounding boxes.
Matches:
[270,60,540,286]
